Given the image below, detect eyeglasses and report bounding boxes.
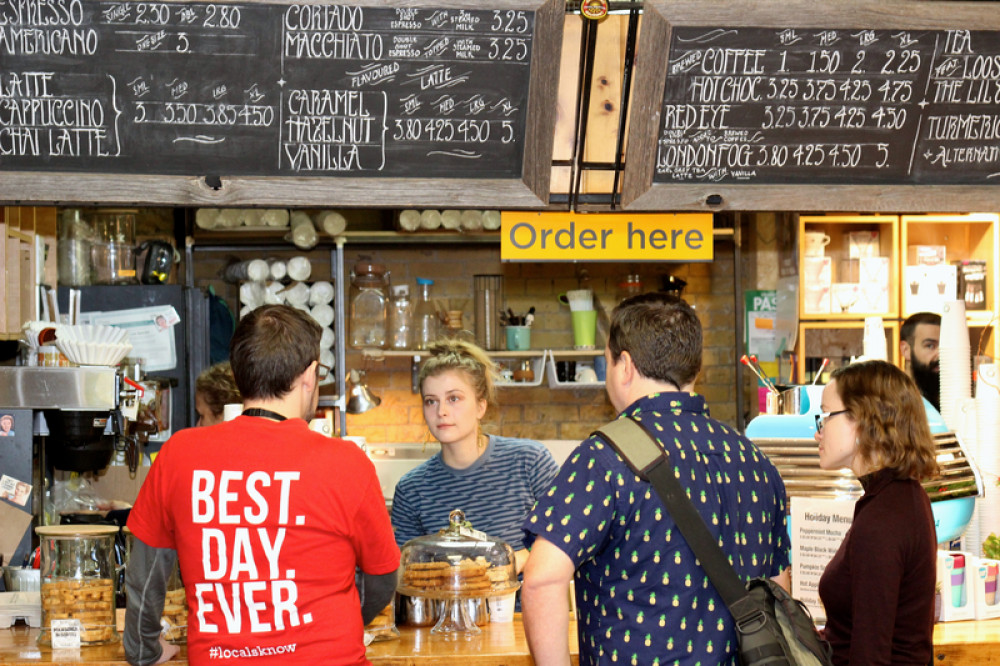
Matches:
[815,409,849,433]
[317,363,332,380]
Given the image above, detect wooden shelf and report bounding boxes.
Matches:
[371,349,545,359]
[796,320,901,383]
[2,207,57,337]
[798,214,899,321]
[901,213,999,361]
[794,212,1000,375]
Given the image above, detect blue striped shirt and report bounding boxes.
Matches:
[391,435,559,550]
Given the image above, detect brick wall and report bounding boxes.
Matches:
[193,238,739,446]
[340,241,738,445]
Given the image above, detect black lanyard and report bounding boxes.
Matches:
[242,408,287,422]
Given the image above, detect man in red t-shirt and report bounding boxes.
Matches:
[125,304,399,665]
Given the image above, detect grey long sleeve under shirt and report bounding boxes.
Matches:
[123,539,176,666]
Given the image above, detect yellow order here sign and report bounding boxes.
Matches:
[500,212,713,262]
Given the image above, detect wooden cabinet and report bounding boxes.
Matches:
[795,214,900,381]
[901,213,1000,360]
[1,207,57,339]
[798,214,899,321]
[797,320,900,382]
[795,213,1000,380]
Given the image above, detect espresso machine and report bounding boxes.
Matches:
[0,366,147,564]
[746,385,983,544]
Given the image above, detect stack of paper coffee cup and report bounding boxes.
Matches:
[969,364,1000,554]
[939,300,971,431]
[863,316,888,361]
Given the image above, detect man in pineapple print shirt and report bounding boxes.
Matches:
[521,293,790,666]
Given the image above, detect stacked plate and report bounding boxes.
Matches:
[54,324,132,366]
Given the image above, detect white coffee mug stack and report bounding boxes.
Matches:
[803,231,831,257]
[938,300,971,431]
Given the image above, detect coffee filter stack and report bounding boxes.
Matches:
[938,301,972,432]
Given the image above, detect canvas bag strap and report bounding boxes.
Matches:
[595,418,753,612]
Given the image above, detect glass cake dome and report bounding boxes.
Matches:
[397,509,519,634]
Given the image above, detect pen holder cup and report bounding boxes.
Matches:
[505,326,531,351]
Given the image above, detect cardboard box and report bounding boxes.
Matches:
[971,556,1000,620]
[908,245,948,266]
[846,230,880,258]
[905,265,957,315]
[937,551,977,622]
[860,257,890,288]
[858,283,890,313]
[83,464,151,506]
[830,283,860,314]
[955,260,988,311]
[856,257,891,312]
[803,256,832,286]
[803,285,830,314]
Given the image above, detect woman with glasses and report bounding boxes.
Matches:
[391,338,560,573]
[814,359,939,665]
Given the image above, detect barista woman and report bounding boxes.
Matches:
[391,339,559,572]
[815,360,939,664]
[193,361,241,427]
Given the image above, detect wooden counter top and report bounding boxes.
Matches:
[2,617,999,664]
[364,616,578,665]
[0,617,576,665]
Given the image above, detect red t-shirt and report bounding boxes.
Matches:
[129,416,399,665]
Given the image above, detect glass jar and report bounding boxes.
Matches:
[349,262,389,349]
[57,208,95,286]
[363,593,399,641]
[91,209,138,285]
[161,565,188,644]
[37,524,119,646]
[389,284,413,350]
[414,277,440,351]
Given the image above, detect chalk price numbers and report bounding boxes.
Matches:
[656,27,1000,184]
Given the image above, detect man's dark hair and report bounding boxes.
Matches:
[608,293,702,388]
[229,304,322,400]
[901,312,941,346]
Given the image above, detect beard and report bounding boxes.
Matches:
[911,357,940,412]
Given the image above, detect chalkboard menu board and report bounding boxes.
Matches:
[0,0,562,207]
[623,1,1000,212]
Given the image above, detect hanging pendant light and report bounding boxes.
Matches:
[346,369,381,414]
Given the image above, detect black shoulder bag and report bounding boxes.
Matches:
[596,418,833,666]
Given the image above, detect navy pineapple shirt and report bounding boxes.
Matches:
[523,392,790,666]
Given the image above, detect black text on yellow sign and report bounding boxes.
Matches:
[500,212,714,262]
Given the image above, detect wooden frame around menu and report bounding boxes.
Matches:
[622,0,1000,212]
[0,0,563,209]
